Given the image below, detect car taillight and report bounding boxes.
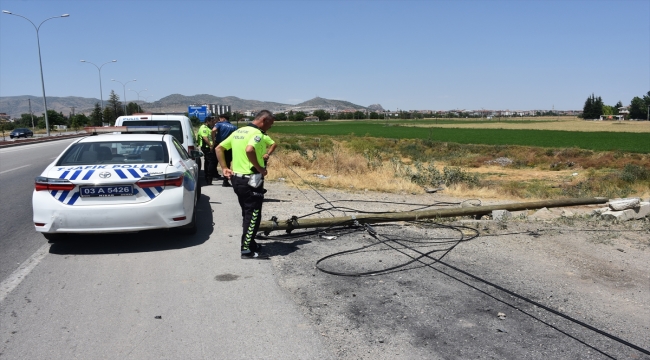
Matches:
[188,145,196,159]
[35,177,76,191]
[136,172,184,188]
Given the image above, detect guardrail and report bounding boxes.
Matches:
[0,133,87,149]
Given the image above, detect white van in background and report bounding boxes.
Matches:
[115,114,198,161]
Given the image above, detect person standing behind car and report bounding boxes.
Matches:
[216,110,277,259]
[198,116,216,184]
[211,114,238,187]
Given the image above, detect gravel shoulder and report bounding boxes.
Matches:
[260,181,650,360]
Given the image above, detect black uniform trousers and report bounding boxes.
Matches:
[231,175,264,253]
[202,146,217,181]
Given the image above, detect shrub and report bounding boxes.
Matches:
[620,164,650,182]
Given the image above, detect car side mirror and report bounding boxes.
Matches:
[191,150,204,158]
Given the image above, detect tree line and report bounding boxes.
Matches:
[582,91,650,120]
[4,90,145,131]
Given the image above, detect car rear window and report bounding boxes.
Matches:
[120,120,183,144]
[57,141,169,165]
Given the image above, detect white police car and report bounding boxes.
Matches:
[32,126,201,241]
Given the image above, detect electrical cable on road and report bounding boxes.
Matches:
[262,168,650,357]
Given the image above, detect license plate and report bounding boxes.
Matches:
[79,185,134,197]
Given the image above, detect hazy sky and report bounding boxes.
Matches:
[1,0,648,111]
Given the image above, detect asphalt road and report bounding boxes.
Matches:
[0,142,332,359]
[0,138,77,281]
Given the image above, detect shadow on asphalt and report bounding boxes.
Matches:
[263,198,287,203]
[48,193,215,255]
[263,239,312,257]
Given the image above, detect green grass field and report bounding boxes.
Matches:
[271,121,650,153]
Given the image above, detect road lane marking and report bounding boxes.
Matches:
[0,243,49,303]
[0,164,31,175]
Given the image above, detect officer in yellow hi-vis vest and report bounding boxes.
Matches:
[198,116,217,184]
[216,110,277,259]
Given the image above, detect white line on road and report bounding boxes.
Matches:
[0,243,49,303]
[0,164,31,175]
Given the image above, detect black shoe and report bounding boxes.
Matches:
[215,175,224,180]
[222,180,231,187]
[241,251,270,260]
[205,176,212,185]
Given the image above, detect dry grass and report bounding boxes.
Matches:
[409,118,650,133]
[261,135,650,201]
[268,146,422,194]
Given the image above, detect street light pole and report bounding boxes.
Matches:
[129,89,147,113]
[80,60,116,111]
[112,79,136,114]
[3,10,69,137]
[129,88,148,102]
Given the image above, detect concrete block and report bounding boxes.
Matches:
[601,209,635,221]
[631,202,650,219]
[609,198,641,211]
[601,202,650,221]
[492,210,512,221]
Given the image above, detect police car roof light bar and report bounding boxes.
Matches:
[84,125,171,135]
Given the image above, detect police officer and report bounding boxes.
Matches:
[216,110,277,259]
[211,114,238,187]
[198,116,217,184]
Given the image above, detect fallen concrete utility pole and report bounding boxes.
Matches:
[260,197,608,233]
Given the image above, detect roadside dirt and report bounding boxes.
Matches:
[260,181,650,360]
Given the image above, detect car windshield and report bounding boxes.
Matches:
[120,121,183,143]
[57,141,169,166]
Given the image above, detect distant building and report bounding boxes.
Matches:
[191,104,231,116]
[208,104,231,116]
[304,116,319,122]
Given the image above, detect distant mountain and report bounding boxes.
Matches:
[0,94,375,118]
[0,95,101,119]
[367,104,385,112]
[158,94,288,112]
[294,97,366,111]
